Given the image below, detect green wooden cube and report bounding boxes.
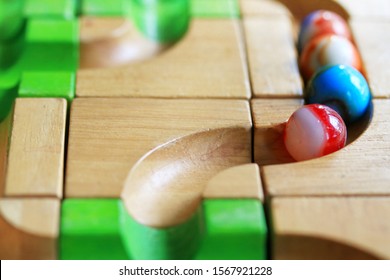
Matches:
[21,19,79,71]
[60,199,129,260]
[190,0,240,18]
[19,71,75,102]
[196,199,268,260]
[24,0,77,19]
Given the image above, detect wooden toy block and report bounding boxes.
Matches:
[336,0,390,20]
[195,199,267,260]
[0,112,13,197]
[262,99,389,197]
[5,98,67,198]
[239,0,290,17]
[351,19,390,98]
[60,199,128,260]
[66,98,252,198]
[19,72,75,102]
[81,0,127,16]
[0,198,60,259]
[191,0,240,18]
[252,98,302,166]
[203,163,264,201]
[21,18,79,72]
[270,197,390,259]
[119,200,202,260]
[24,0,77,19]
[76,18,250,99]
[79,17,171,68]
[243,15,303,98]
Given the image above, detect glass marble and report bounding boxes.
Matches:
[298,10,352,52]
[305,64,371,123]
[284,104,347,162]
[299,34,362,81]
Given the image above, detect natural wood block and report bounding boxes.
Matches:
[66,98,252,198]
[336,0,390,19]
[351,19,390,98]
[5,98,67,198]
[271,197,390,259]
[79,17,168,68]
[262,99,390,197]
[243,15,303,98]
[240,0,290,17]
[77,19,250,99]
[203,163,264,201]
[0,111,12,197]
[252,98,302,166]
[0,198,60,259]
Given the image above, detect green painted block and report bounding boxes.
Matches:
[82,0,127,16]
[21,19,79,71]
[0,0,24,41]
[130,0,190,43]
[60,199,129,260]
[119,201,203,260]
[19,72,75,102]
[24,0,77,19]
[0,86,17,121]
[196,199,267,260]
[190,0,240,18]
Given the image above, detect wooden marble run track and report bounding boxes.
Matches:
[0,0,390,260]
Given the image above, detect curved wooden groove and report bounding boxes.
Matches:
[276,0,350,20]
[121,127,251,228]
[79,17,172,68]
[262,99,389,196]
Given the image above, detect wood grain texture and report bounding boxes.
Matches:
[243,15,303,98]
[0,198,60,259]
[0,111,13,197]
[203,163,263,201]
[252,99,302,166]
[121,128,251,228]
[66,98,252,198]
[262,99,390,197]
[271,197,390,259]
[5,98,67,198]
[80,17,168,68]
[351,19,390,98]
[76,19,250,99]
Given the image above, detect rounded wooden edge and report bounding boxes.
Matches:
[121,127,251,228]
[0,198,60,238]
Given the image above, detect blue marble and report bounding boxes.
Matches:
[305,64,371,123]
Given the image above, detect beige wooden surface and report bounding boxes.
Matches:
[77,19,250,99]
[252,98,302,166]
[203,163,263,201]
[240,0,290,17]
[5,99,67,198]
[122,127,251,228]
[80,17,168,68]
[351,20,390,98]
[271,197,390,259]
[0,112,12,197]
[243,15,303,98]
[0,198,60,259]
[262,99,390,197]
[336,0,390,19]
[66,98,252,198]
